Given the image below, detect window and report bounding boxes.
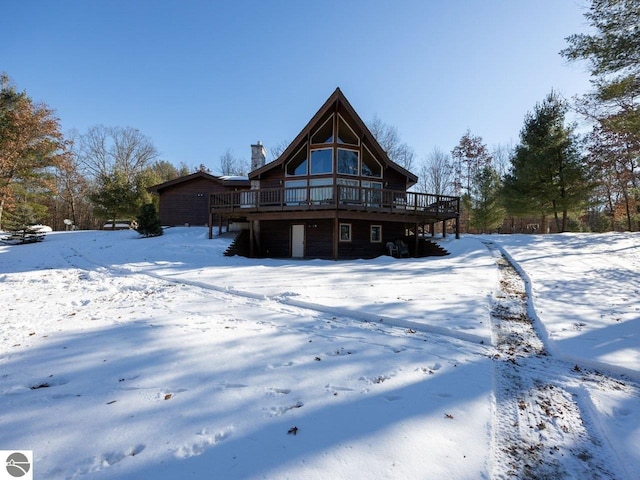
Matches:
[309,178,333,203]
[285,179,307,205]
[311,115,334,144]
[337,149,359,175]
[370,225,382,243]
[339,223,352,242]
[337,115,359,145]
[286,146,308,176]
[362,181,382,206]
[362,144,382,178]
[337,178,359,203]
[310,148,333,174]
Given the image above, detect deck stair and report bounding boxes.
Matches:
[223,230,251,257]
[415,238,449,257]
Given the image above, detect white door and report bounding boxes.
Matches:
[291,224,305,258]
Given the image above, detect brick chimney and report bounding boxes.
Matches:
[251,141,266,172]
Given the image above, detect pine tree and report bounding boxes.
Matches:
[135,203,163,237]
[562,0,640,230]
[470,166,505,233]
[503,92,593,232]
[561,0,640,138]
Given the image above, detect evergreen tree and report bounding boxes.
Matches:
[135,203,163,237]
[562,0,640,137]
[503,92,593,232]
[90,171,139,228]
[562,0,640,230]
[470,166,504,233]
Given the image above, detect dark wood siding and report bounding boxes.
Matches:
[305,220,334,259]
[258,220,291,258]
[256,218,407,260]
[338,220,405,259]
[159,178,230,226]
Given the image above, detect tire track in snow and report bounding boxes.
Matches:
[484,241,632,480]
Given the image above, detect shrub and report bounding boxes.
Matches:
[136,203,163,237]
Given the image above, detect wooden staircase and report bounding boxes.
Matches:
[223,230,251,257]
[414,238,449,257]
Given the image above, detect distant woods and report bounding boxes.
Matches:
[1,0,638,234]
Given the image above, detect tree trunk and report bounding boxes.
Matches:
[552,200,561,232]
[606,188,616,231]
[622,188,632,231]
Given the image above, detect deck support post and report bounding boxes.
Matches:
[249,220,255,258]
[332,216,339,260]
[208,211,213,239]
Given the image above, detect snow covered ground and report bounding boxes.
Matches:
[0,228,637,479]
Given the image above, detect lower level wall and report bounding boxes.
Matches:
[256,219,406,260]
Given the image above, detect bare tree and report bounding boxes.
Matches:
[78,125,157,182]
[491,143,514,179]
[219,149,249,176]
[77,125,158,227]
[418,147,454,195]
[450,130,492,196]
[56,131,91,228]
[394,143,416,172]
[219,149,237,176]
[269,140,290,162]
[367,115,415,171]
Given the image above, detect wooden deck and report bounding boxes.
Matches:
[209,186,460,221]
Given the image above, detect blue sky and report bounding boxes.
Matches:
[3,1,592,171]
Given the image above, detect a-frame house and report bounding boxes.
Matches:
[208,88,460,260]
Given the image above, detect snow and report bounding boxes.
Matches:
[490,233,640,375]
[0,228,638,479]
[219,175,249,181]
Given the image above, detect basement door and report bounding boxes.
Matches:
[291,224,305,258]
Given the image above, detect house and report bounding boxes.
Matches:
[148,171,249,227]
[208,88,460,260]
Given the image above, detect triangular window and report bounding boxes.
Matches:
[337,115,359,146]
[285,145,308,176]
[362,144,382,178]
[311,115,334,144]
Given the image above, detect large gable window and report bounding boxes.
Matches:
[310,148,333,174]
[337,115,359,146]
[337,149,359,175]
[362,144,382,178]
[311,115,334,144]
[286,146,308,176]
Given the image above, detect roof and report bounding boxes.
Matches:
[148,171,250,193]
[249,87,418,187]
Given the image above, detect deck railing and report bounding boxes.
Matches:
[210,186,459,217]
